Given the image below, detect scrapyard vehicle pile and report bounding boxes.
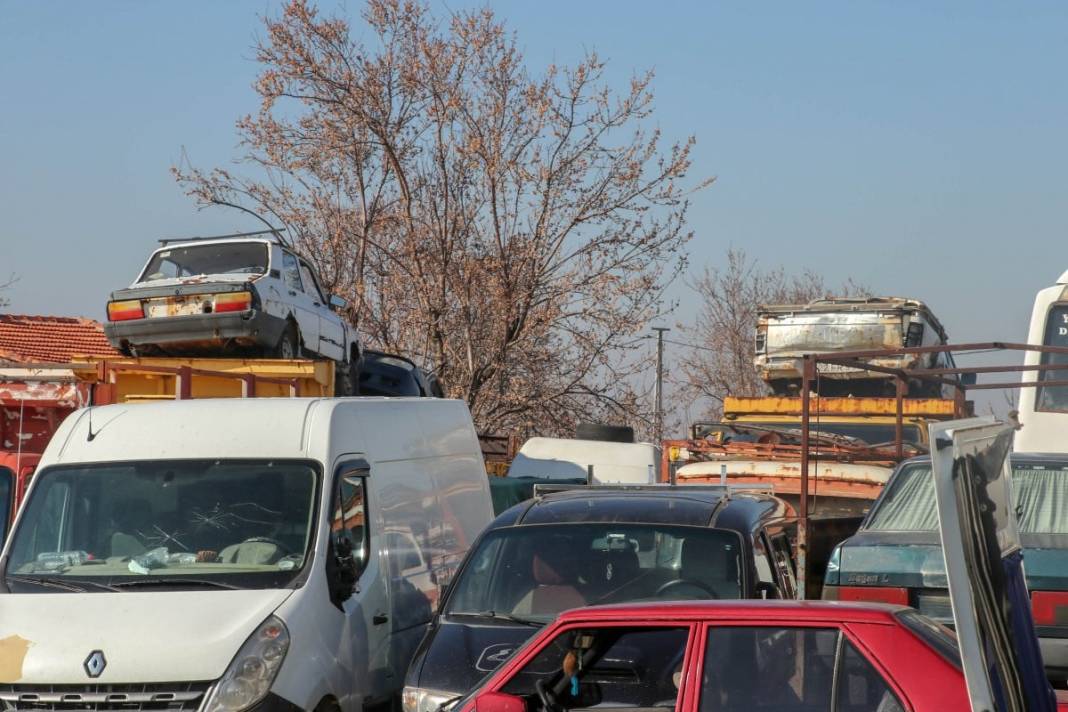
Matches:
[3,250,1068,712]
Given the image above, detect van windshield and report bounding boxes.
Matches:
[4,460,318,590]
[865,459,1068,535]
[444,524,743,624]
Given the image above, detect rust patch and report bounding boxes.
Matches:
[0,635,32,683]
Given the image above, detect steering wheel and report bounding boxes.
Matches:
[535,678,563,712]
[655,578,718,599]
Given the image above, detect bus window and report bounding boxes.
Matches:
[1037,304,1068,412]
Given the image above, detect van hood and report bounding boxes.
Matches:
[0,589,293,684]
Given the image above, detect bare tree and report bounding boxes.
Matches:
[175,0,708,436]
[677,248,869,420]
[0,274,17,309]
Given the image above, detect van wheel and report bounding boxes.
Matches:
[314,699,340,712]
[335,359,359,396]
[274,322,301,360]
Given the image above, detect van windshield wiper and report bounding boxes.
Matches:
[448,610,543,627]
[5,575,120,593]
[111,577,241,590]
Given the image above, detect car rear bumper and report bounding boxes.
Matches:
[104,310,287,352]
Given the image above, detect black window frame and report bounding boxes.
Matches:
[1036,302,1068,413]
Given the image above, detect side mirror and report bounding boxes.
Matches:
[329,294,349,310]
[473,692,525,712]
[331,535,359,603]
[756,581,780,600]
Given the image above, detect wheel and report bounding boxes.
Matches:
[274,322,301,359]
[335,359,359,396]
[655,578,718,599]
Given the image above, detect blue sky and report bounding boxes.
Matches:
[1,1,1066,414]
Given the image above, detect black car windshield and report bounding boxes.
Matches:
[445,523,744,623]
[5,460,317,589]
[865,459,1068,534]
[139,242,269,282]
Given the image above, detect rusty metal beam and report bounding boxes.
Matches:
[798,355,813,601]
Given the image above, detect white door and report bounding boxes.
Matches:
[298,259,345,362]
[330,469,393,709]
[281,251,321,356]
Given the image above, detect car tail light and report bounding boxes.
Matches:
[107,299,144,321]
[824,585,909,606]
[213,291,253,313]
[1032,591,1068,626]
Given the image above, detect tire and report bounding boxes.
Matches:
[575,423,635,443]
[335,359,359,396]
[274,322,301,360]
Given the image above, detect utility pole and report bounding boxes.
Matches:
[652,327,670,442]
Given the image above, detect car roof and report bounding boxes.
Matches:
[490,486,789,533]
[894,452,1068,468]
[556,599,906,625]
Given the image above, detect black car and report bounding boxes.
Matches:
[824,453,1068,684]
[359,349,444,397]
[401,485,798,712]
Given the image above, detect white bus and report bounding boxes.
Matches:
[1015,270,1068,453]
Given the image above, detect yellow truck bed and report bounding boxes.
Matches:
[68,357,335,402]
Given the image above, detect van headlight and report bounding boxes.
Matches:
[204,616,290,712]
[402,687,456,712]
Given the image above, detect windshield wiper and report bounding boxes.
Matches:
[111,577,241,590]
[4,575,121,593]
[448,610,543,627]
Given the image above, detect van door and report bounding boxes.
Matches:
[328,463,393,707]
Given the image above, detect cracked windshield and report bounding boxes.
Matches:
[445,524,743,623]
[6,460,316,584]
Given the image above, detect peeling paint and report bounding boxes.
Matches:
[0,635,32,683]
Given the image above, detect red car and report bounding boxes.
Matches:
[453,600,1060,712]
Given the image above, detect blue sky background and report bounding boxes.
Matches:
[2,1,1066,418]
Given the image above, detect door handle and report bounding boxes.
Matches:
[372,613,389,626]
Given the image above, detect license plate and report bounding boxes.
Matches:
[145,296,210,318]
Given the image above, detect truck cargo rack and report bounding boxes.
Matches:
[792,341,1068,598]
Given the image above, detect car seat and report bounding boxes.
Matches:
[680,538,739,598]
[511,552,586,615]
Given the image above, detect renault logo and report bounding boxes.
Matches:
[84,650,106,678]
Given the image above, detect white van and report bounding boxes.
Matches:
[506,437,661,484]
[0,397,494,712]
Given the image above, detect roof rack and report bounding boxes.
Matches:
[531,483,775,499]
[157,228,286,246]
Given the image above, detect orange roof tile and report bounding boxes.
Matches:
[0,314,121,363]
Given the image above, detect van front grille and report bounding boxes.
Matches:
[0,682,211,712]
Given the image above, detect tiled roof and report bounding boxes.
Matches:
[0,314,121,363]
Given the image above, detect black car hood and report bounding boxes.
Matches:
[411,618,542,695]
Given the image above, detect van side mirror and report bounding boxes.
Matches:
[330,535,359,604]
[756,581,780,600]
[329,294,348,310]
[473,692,525,712]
